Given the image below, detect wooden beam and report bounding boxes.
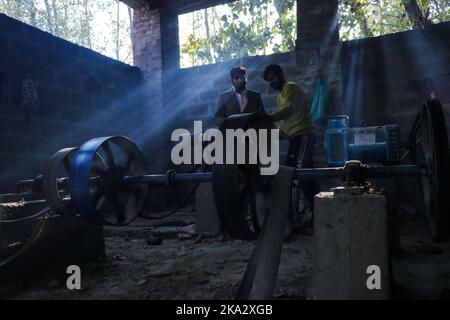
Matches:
[119,0,160,9]
[168,0,237,14]
[120,0,236,13]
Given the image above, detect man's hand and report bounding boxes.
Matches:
[254,112,274,123]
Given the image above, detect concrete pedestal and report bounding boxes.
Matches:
[313,187,390,299]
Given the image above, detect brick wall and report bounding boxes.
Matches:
[341,21,450,141]
[132,6,162,113]
[131,6,175,173]
[0,13,147,193]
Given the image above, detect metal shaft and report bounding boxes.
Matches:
[364,165,425,178]
[121,172,212,186]
[120,164,425,187]
[296,165,425,179]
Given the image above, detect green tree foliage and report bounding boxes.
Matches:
[339,0,450,41]
[0,0,133,64]
[180,0,297,68]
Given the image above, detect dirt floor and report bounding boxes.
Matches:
[392,217,450,299]
[0,210,313,300]
[1,208,450,300]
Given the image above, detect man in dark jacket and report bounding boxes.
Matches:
[211,66,267,239]
[212,66,266,127]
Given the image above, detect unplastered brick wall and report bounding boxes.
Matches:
[341,21,450,141]
[131,6,172,174]
[0,13,148,193]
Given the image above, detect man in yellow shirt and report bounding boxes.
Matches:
[263,64,319,226]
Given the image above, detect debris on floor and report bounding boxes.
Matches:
[1,212,450,300]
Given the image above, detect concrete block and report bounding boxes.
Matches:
[313,187,390,300]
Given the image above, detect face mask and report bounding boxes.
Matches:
[233,78,246,93]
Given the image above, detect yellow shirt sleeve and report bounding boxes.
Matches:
[270,84,301,122]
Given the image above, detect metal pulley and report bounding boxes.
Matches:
[69,136,148,226]
[42,147,78,213]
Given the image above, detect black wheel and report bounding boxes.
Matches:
[211,164,260,240]
[212,112,273,240]
[418,100,450,241]
[43,147,79,213]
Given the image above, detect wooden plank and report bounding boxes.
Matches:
[236,166,294,300]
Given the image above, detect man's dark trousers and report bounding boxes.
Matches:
[284,133,320,224]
